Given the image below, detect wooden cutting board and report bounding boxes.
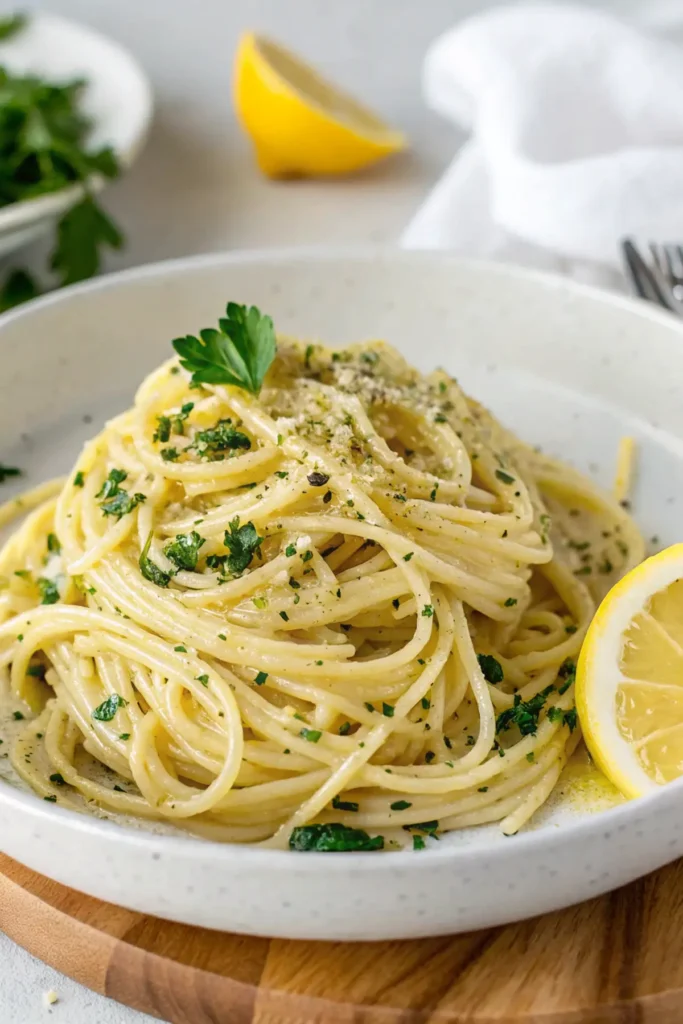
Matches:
[2,851,683,1023]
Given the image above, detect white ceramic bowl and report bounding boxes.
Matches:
[0,13,152,257]
[2,250,683,941]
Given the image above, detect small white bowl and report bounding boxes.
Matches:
[2,249,683,940]
[0,13,153,257]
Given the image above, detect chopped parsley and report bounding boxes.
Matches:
[164,530,205,572]
[174,645,187,652]
[275,470,289,479]
[382,703,395,718]
[37,577,59,605]
[173,302,276,394]
[391,800,412,811]
[223,517,263,575]
[558,659,576,693]
[412,835,426,850]
[285,543,297,557]
[289,823,384,852]
[161,447,179,462]
[332,795,359,812]
[49,773,66,786]
[422,604,434,617]
[301,550,313,563]
[477,654,504,684]
[279,610,289,622]
[504,597,517,607]
[339,721,351,735]
[46,533,61,554]
[139,533,171,588]
[193,420,251,457]
[495,469,516,485]
[196,674,209,687]
[97,470,145,519]
[44,794,57,802]
[495,685,554,737]
[12,711,24,720]
[254,671,268,685]
[73,471,85,487]
[300,727,322,743]
[403,820,439,835]
[97,468,127,500]
[92,693,128,722]
[403,552,413,562]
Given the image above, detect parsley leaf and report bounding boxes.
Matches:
[37,577,59,604]
[173,302,276,394]
[97,468,127,500]
[193,420,251,457]
[496,685,555,737]
[289,823,384,852]
[100,489,146,520]
[495,469,516,485]
[0,14,27,39]
[164,531,205,572]
[97,468,145,519]
[332,795,359,812]
[139,533,171,588]
[477,653,504,684]
[0,268,37,311]
[92,693,128,722]
[51,196,123,286]
[223,517,263,576]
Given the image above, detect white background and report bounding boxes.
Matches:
[0,0,660,1021]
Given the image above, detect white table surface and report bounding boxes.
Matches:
[1,0,646,1020]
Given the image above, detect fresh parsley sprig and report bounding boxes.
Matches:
[173,303,276,394]
[0,16,124,310]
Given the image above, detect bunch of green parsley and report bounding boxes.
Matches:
[0,13,124,311]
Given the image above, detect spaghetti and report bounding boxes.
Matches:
[0,315,644,849]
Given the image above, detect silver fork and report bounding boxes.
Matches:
[621,239,683,313]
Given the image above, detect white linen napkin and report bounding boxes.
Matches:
[402,2,683,287]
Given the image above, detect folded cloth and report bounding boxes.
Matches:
[402,2,683,286]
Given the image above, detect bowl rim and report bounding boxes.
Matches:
[2,243,683,870]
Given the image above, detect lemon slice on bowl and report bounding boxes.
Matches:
[233,32,407,178]
[577,544,683,798]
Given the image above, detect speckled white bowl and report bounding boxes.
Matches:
[2,249,683,941]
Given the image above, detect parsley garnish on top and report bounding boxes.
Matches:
[164,531,205,572]
[289,823,384,852]
[37,577,59,605]
[92,693,128,722]
[139,533,171,588]
[477,653,504,684]
[173,302,276,394]
[223,517,263,576]
[97,468,146,519]
[153,402,194,443]
[193,420,251,457]
[495,685,555,737]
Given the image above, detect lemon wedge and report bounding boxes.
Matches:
[577,544,683,798]
[233,33,407,178]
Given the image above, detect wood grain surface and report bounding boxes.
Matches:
[2,852,683,1023]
